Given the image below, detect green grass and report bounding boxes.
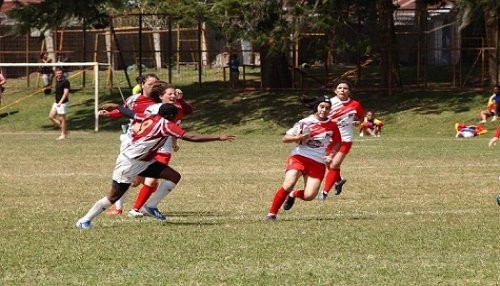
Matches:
[0,77,499,285]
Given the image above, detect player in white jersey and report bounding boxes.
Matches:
[319,80,365,200]
[266,96,341,221]
[76,103,236,229]
[98,74,160,215]
[128,86,193,220]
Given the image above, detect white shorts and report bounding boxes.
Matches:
[52,102,68,115]
[112,153,153,184]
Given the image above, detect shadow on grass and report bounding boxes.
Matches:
[0,110,19,119]
[61,81,486,133]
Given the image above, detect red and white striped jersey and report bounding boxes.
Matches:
[328,97,365,142]
[286,114,341,164]
[121,114,186,161]
[144,100,189,156]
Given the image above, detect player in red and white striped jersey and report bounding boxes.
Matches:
[319,80,365,200]
[129,85,194,220]
[266,96,341,221]
[98,74,160,215]
[76,103,235,229]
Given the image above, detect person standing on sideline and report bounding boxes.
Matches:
[48,67,70,140]
[479,85,500,123]
[319,79,365,200]
[75,103,236,229]
[39,51,54,95]
[228,54,240,89]
[266,96,341,221]
[0,70,6,106]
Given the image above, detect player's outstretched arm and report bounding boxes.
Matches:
[181,133,236,143]
[100,102,120,111]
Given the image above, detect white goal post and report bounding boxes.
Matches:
[0,62,108,131]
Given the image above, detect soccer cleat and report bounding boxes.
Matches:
[266,214,276,222]
[318,191,328,201]
[491,116,498,122]
[141,206,166,221]
[128,209,144,218]
[334,178,347,195]
[56,135,66,140]
[496,194,500,206]
[106,208,123,216]
[75,220,92,230]
[283,195,296,210]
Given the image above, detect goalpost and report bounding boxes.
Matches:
[0,62,108,131]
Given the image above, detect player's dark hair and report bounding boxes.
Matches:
[135,75,144,84]
[312,95,331,111]
[142,73,159,84]
[150,81,175,103]
[158,103,178,120]
[333,79,352,90]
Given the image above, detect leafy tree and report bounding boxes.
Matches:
[6,0,125,34]
[455,0,499,84]
[212,0,294,88]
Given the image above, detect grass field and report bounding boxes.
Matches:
[0,80,499,285]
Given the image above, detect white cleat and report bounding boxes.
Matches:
[128,209,144,218]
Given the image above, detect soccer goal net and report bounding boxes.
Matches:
[0,62,108,131]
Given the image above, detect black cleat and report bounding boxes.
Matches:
[283,195,296,210]
[334,178,347,195]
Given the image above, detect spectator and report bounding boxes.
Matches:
[359,111,384,137]
[479,85,500,123]
[56,52,69,78]
[0,70,6,106]
[39,51,54,95]
[228,54,240,89]
[48,67,70,140]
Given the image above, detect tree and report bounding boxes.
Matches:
[212,0,294,88]
[6,0,125,34]
[455,0,499,85]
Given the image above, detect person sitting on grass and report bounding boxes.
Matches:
[359,111,384,137]
[479,85,500,123]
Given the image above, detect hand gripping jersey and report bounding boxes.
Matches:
[328,97,365,142]
[286,115,341,164]
[121,114,186,161]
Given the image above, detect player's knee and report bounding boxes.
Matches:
[170,172,181,184]
[110,180,131,203]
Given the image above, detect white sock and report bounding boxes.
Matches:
[146,180,176,208]
[114,190,128,210]
[80,197,112,222]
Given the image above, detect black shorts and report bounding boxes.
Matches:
[138,161,169,178]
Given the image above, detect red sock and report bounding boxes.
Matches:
[293,189,305,200]
[269,187,289,215]
[133,184,157,210]
[323,168,340,194]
